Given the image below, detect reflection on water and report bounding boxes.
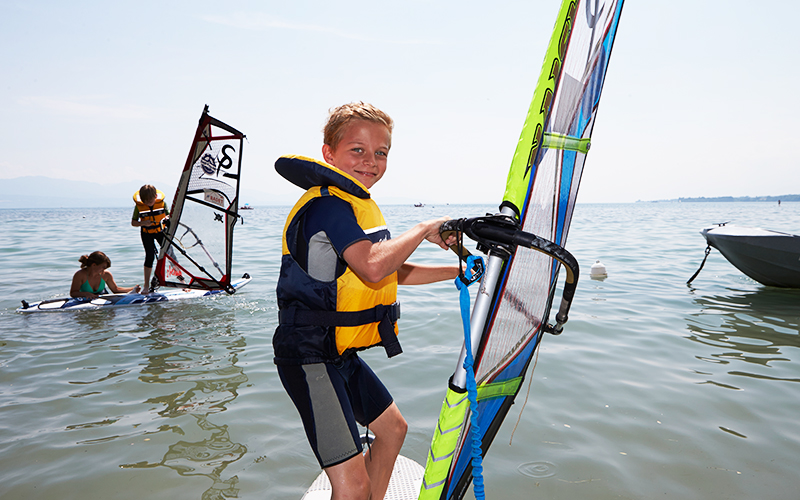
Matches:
[687,287,800,384]
[120,305,249,499]
[122,416,246,500]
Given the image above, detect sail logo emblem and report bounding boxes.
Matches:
[199,145,236,176]
[204,189,225,207]
[166,263,184,278]
[200,153,217,175]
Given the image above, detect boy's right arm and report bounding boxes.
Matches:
[342,217,453,283]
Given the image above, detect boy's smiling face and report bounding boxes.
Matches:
[322,120,390,190]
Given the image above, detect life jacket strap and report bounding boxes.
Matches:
[279,302,403,358]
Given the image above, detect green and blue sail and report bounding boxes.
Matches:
[420,1,625,498]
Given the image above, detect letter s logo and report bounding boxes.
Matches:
[219,144,235,170]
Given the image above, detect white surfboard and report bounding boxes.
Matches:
[16,275,251,313]
[301,454,424,500]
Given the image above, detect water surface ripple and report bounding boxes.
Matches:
[2,202,799,499]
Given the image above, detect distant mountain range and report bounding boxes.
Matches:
[643,194,800,203]
[0,176,295,209]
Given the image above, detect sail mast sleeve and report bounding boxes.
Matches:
[501,0,576,218]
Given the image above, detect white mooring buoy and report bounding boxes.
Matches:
[590,260,607,280]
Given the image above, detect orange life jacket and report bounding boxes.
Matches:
[273,156,400,364]
[133,189,167,234]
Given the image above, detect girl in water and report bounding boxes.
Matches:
[70,251,140,299]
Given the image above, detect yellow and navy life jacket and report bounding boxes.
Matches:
[273,155,401,365]
[133,189,167,234]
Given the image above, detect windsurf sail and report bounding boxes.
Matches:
[420,1,625,498]
[154,105,246,293]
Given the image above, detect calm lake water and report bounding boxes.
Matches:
[2,201,800,500]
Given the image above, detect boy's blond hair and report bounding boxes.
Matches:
[323,102,394,152]
[138,184,157,202]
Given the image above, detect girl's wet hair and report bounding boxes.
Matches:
[79,251,111,269]
[323,102,394,152]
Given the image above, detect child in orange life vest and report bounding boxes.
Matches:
[131,184,169,289]
[274,102,460,500]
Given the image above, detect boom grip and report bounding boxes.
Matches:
[440,218,473,260]
[456,216,581,333]
[439,218,463,235]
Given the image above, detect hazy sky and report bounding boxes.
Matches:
[2,0,798,204]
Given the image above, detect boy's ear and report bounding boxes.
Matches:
[321,144,334,165]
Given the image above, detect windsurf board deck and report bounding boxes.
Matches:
[16,275,251,313]
[301,454,424,500]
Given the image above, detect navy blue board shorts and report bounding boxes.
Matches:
[277,355,393,468]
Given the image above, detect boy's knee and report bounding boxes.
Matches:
[380,404,407,441]
[350,475,371,500]
[327,463,371,500]
[395,414,408,438]
[332,476,370,500]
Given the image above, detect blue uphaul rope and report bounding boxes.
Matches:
[455,254,485,500]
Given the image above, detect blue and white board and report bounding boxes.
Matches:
[16,275,251,313]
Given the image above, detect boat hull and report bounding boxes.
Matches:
[701,225,800,288]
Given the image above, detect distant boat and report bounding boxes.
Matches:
[240,203,254,210]
[414,202,424,207]
[700,224,800,288]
